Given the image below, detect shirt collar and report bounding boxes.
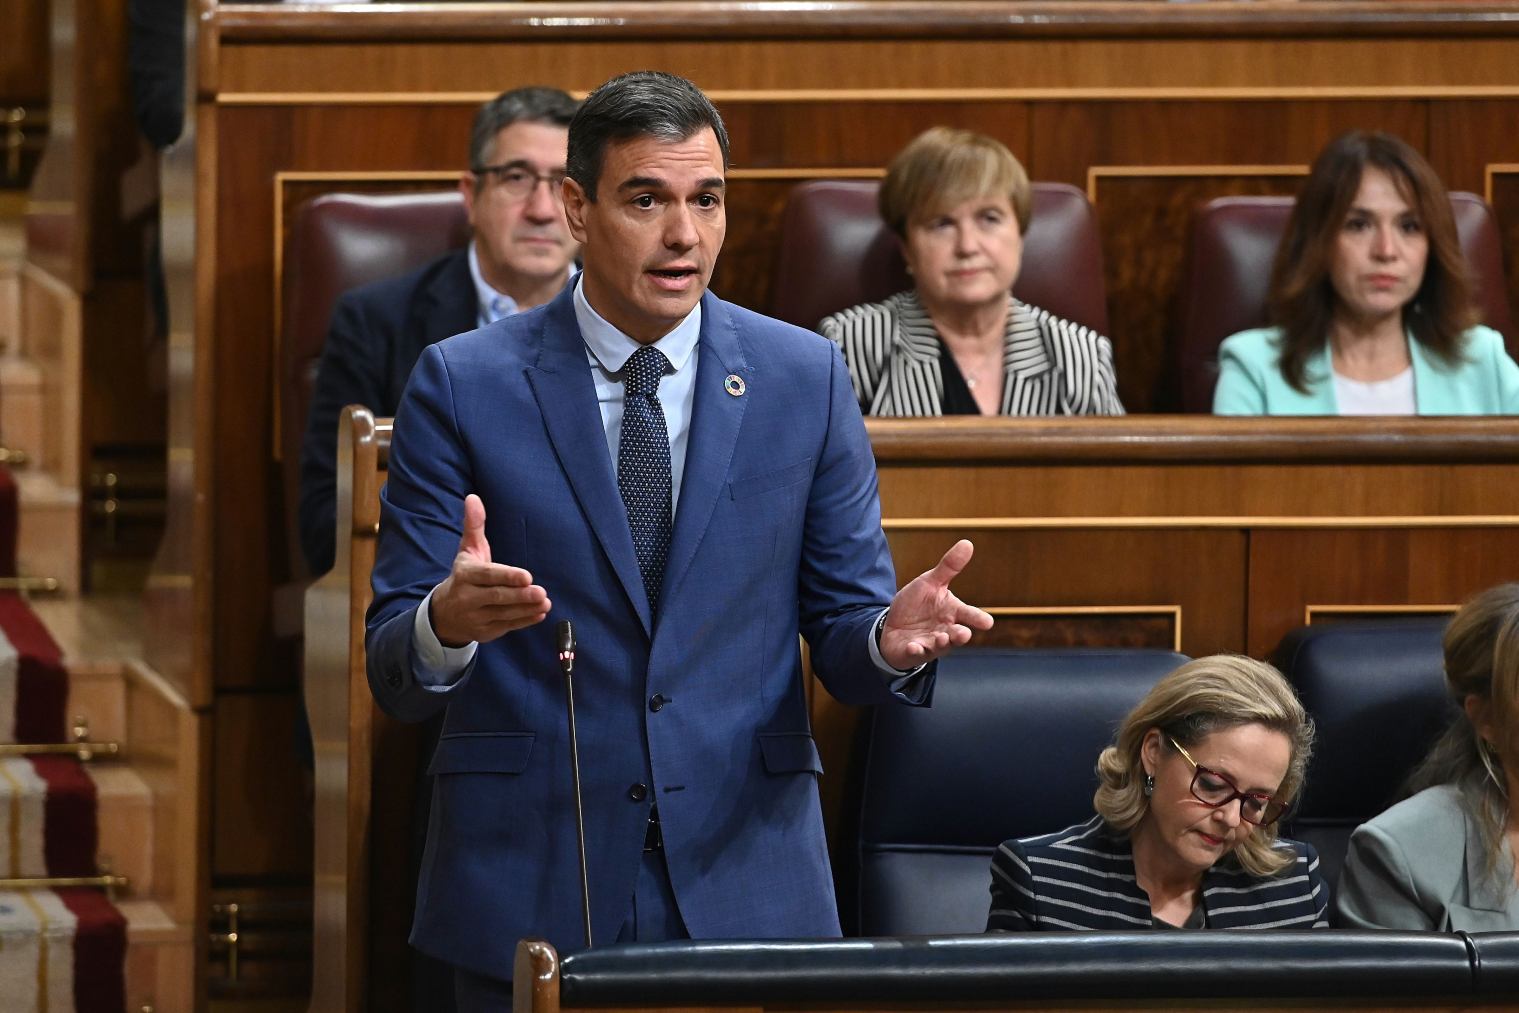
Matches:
[467,242,519,323]
[573,275,701,375]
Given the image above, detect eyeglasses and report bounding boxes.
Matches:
[1166,735,1291,826]
[472,162,567,201]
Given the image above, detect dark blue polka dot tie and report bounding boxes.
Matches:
[618,346,673,612]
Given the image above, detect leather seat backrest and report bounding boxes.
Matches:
[278,190,471,579]
[771,180,1109,336]
[1275,618,1456,890]
[1171,192,1514,412]
[856,648,1187,936]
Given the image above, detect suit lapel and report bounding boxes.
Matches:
[885,292,942,417]
[416,248,479,347]
[526,289,653,634]
[659,293,747,619]
[1002,300,1056,414]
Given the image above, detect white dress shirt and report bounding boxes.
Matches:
[467,242,520,327]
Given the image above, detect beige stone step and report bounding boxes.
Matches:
[121,898,194,1013]
[32,594,144,742]
[14,468,81,593]
[91,762,154,897]
[0,353,43,465]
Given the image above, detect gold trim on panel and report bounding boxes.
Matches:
[1304,603,1460,625]
[986,604,1182,653]
[728,167,885,180]
[1085,164,1308,203]
[218,87,1519,107]
[270,170,463,459]
[882,515,1519,530]
[1483,163,1519,206]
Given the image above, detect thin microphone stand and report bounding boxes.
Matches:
[558,620,593,948]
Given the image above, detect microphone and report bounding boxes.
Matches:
[558,620,593,948]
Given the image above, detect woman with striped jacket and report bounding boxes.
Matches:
[820,127,1123,417]
[988,655,1329,931]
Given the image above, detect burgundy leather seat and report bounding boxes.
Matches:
[770,179,1110,336]
[278,191,470,580]
[1171,192,1514,413]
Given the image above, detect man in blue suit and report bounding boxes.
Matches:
[366,71,992,1007]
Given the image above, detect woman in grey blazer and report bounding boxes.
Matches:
[820,128,1123,418]
[1337,583,1519,930]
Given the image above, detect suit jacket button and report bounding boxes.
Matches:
[648,694,665,713]
[386,673,400,687]
[628,783,648,802]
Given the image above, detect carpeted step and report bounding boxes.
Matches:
[0,887,126,1013]
[0,755,98,879]
[0,591,67,744]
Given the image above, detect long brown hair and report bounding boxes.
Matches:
[1268,130,1477,393]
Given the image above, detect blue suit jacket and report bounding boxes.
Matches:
[366,285,932,976]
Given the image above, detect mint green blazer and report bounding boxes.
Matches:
[1213,325,1519,415]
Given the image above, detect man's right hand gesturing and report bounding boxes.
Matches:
[429,494,551,648]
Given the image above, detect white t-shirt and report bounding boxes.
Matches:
[1333,366,1416,415]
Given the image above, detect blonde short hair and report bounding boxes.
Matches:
[877,127,1032,238]
[1093,655,1314,878]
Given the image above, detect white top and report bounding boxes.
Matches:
[1332,366,1416,415]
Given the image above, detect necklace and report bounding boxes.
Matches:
[960,348,999,389]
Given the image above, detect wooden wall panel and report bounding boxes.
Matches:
[214,35,1519,97]
[212,693,311,878]
[721,101,1030,171]
[1246,527,1519,658]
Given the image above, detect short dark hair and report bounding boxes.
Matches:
[468,86,579,172]
[1268,130,1477,393]
[566,71,730,201]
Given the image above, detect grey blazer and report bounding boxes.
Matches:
[819,290,1124,417]
[1336,783,1519,931]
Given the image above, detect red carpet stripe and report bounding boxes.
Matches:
[30,756,96,879]
[54,888,126,1013]
[0,467,18,577]
[0,593,66,744]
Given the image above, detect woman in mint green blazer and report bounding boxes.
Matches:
[1214,130,1519,416]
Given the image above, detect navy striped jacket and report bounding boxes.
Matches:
[988,815,1330,931]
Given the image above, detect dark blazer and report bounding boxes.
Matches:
[366,285,933,976]
[820,290,1124,417]
[988,815,1330,931]
[298,248,476,575]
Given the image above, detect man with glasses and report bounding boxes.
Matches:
[299,86,580,577]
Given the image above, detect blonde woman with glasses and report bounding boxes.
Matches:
[988,656,1328,931]
[1337,584,1519,930]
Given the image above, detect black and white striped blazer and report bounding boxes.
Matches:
[987,815,1330,932]
[819,290,1125,417]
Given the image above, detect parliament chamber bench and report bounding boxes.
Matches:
[511,931,1519,1011]
[307,410,1519,1010]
